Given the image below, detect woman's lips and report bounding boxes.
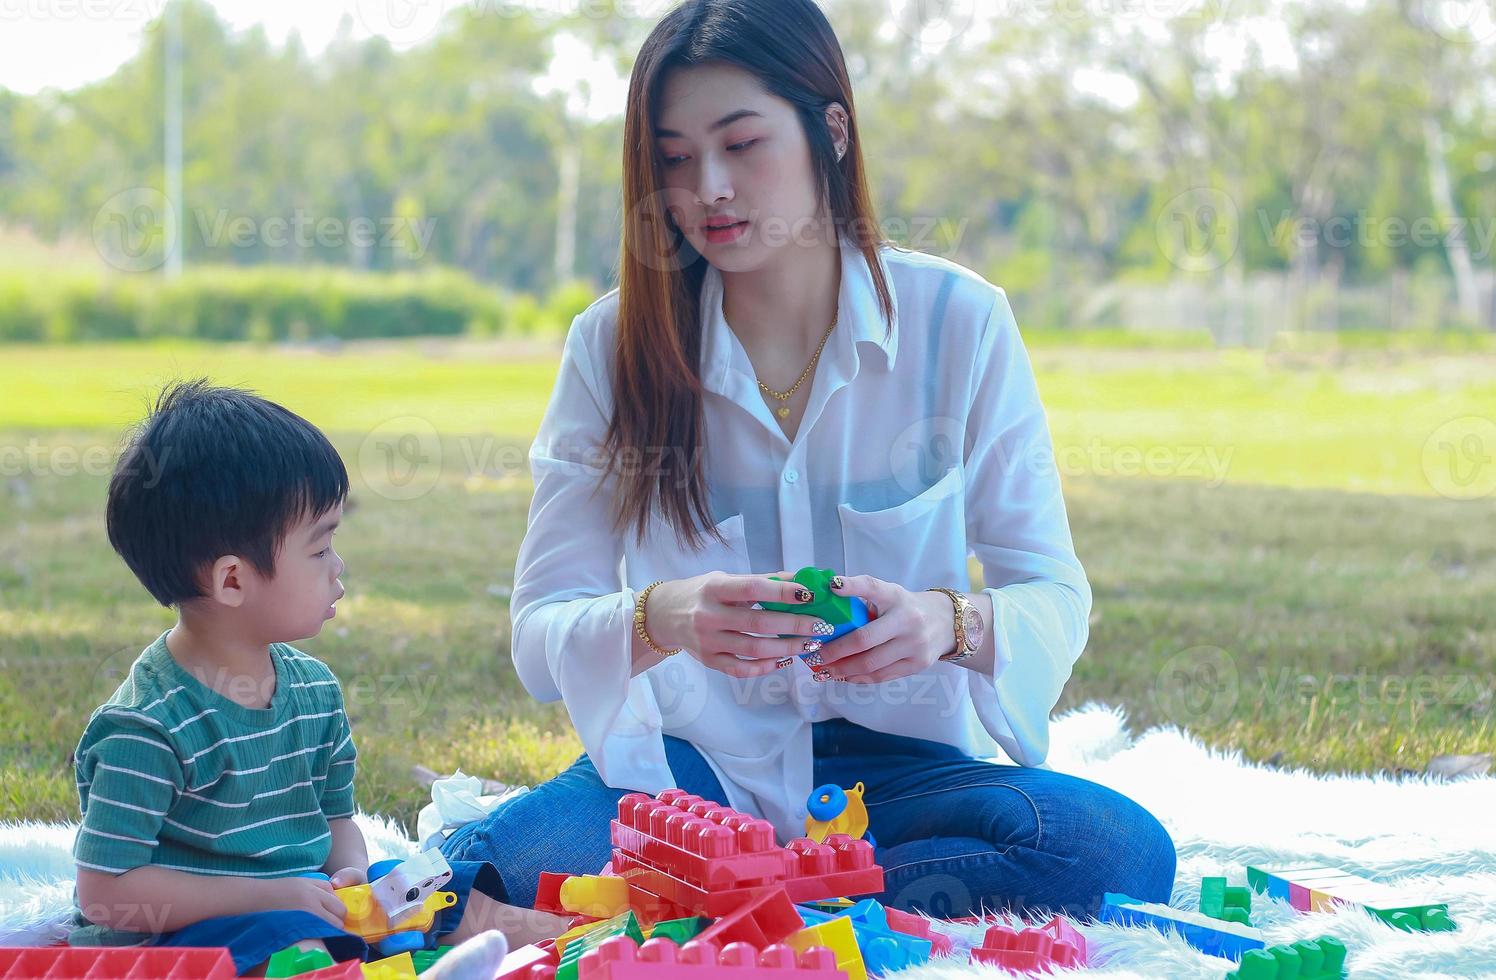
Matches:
[704,220,749,244]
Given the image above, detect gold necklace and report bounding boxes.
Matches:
[755,310,839,419]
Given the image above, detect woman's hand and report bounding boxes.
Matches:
[814,574,955,683]
[645,571,837,678]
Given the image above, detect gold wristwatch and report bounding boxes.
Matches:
[927,587,982,663]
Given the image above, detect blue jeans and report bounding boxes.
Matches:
[443,719,1175,920]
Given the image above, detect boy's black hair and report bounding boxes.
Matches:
[106,379,349,607]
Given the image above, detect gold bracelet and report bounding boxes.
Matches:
[634,580,682,657]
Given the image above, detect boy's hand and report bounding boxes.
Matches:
[258,876,348,927]
[328,867,368,889]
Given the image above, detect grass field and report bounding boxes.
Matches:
[2,338,1493,833]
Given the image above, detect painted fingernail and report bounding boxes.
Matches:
[812,669,832,683]
[812,620,834,637]
[803,650,824,667]
[776,657,794,669]
[802,639,823,655]
[830,576,844,590]
[796,588,814,603]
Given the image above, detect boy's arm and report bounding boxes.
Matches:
[75,866,277,933]
[321,817,369,884]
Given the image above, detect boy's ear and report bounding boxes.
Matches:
[207,555,248,608]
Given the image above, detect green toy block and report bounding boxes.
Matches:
[411,946,453,973]
[557,911,645,980]
[1371,904,1456,932]
[648,916,711,945]
[1229,936,1348,979]
[760,567,854,624]
[265,945,335,977]
[1201,876,1253,924]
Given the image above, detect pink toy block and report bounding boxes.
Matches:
[970,916,1088,973]
[611,790,883,917]
[882,908,956,957]
[497,941,562,979]
[693,887,805,949]
[577,935,846,980]
[0,945,238,978]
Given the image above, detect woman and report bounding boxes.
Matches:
[443,0,1176,920]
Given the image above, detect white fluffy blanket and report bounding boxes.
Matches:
[4,704,1493,978]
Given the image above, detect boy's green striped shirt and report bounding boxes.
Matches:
[72,631,356,884]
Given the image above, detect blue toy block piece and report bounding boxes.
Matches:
[376,931,428,957]
[1101,893,1265,961]
[797,901,932,976]
[368,858,404,883]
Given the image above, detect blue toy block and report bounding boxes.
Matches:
[798,901,932,976]
[1100,893,1265,961]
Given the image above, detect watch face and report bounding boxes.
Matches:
[961,606,983,650]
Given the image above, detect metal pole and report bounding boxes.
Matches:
[164,0,183,278]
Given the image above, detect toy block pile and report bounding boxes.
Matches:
[1246,866,1455,932]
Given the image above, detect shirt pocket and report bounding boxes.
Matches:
[837,465,968,591]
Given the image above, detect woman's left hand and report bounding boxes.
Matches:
[814,574,955,683]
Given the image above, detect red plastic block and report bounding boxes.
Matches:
[0,946,238,978]
[970,916,1087,973]
[537,872,574,915]
[577,935,846,980]
[694,888,805,949]
[883,908,955,957]
[497,941,562,980]
[611,791,882,917]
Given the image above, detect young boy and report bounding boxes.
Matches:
[71,381,564,976]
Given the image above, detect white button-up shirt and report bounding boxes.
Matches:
[509,240,1092,841]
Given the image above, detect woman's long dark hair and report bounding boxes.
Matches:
[606,0,896,551]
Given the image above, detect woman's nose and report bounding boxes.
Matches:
[696,153,734,207]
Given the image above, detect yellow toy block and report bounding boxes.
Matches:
[559,874,630,918]
[337,884,456,943]
[805,782,868,844]
[361,951,417,979]
[786,917,867,980]
[555,916,611,956]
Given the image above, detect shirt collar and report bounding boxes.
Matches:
[699,235,900,395]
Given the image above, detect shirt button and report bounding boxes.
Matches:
[784,469,799,484]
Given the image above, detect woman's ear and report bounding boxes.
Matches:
[208,555,248,608]
[824,102,851,160]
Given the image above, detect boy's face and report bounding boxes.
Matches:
[247,500,346,642]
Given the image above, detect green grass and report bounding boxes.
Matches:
[2,338,1493,833]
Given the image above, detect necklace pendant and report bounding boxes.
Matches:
[776,405,791,419]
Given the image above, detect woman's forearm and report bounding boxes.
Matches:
[954,590,999,676]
